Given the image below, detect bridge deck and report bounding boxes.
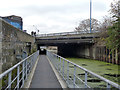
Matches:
[30,55,62,88]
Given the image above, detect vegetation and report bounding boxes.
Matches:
[66,58,120,85]
[75,18,100,33]
[105,0,120,53]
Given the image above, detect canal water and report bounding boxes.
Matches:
[66,58,120,85]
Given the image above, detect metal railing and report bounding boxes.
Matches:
[47,51,120,89]
[36,30,100,37]
[0,51,39,89]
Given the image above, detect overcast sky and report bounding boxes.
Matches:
[0,0,113,34]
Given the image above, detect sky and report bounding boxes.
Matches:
[0,0,113,34]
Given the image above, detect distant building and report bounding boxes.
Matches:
[1,15,23,30]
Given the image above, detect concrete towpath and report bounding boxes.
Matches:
[30,55,62,88]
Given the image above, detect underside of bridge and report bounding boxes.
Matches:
[57,43,94,58]
[37,43,96,59]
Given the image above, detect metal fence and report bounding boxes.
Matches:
[36,30,99,37]
[47,51,120,89]
[0,51,39,90]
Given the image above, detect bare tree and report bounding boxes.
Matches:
[100,16,113,32]
[75,18,100,33]
[110,0,120,20]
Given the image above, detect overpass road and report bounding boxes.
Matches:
[35,32,100,45]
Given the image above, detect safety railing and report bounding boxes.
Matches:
[47,51,120,89]
[36,30,100,37]
[0,50,39,89]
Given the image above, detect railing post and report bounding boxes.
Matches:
[32,55,34,68]
[85,71,88,88]
[73,65,76,88]
[22,61,25,87]
[8,71,12,89]
[56,56,59,70]
[30,56,32,71]
[62,59,64,79]
[60,58,61,73]
[67,62,69,84]
[17,65,20,88]
[107,83,111,90]
[25,60,28,80]
[58,57,60,71]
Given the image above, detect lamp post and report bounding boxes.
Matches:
[90,0,92,33]
[33,25,39,34]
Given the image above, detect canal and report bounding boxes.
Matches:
[66,58,120,85]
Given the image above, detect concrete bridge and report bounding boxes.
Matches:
[35,31,119,65]
[36,31,99,45]
[36,31,101,60]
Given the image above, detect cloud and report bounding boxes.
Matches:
[18,3,89,15]
[0,0,113,34]
[92,1,107,12]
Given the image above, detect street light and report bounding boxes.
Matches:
[90,0,92,33]
[33,25,39,34]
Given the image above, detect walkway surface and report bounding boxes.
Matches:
[30,55,62,88]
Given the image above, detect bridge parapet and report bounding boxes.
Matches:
[36,31,100,45]
[36,33,99,39]
[36,30,100,38]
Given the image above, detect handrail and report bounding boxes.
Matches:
[0,51,38,79]
[0,50,39,89]
[47,50,120,89]
[54,54,120,88]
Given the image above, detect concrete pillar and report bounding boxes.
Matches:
[89,45,93,59]
[92,46,96,59]
[103,47,106,61]
[84,45,90,58]
[106,48,108,62]
[99,46,102,61]
[0,18,2,90]
[98,47,100,60]
[109,49,111,63]
[0,19,2,74]
[118,48,120,65]
[112,50,114,64]
[102,46,105,61]
[115,49,118,64]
